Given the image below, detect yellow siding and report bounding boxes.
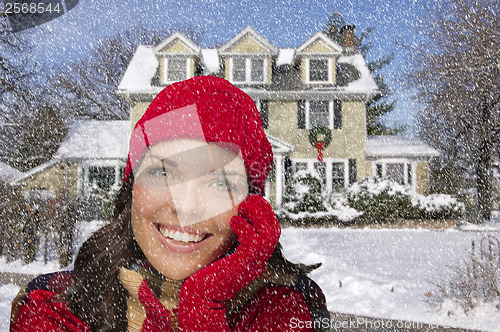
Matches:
[158,40,194,54]
[23,163,78,197]
[266,101,366,181]
[416,162,429,195]
[266,58,272,84]
[267,181,276,207]
[226,35,269,53]
[300,58,307,84]
[302,39,335,54]
[130,102,151,130]
[224,58,230,80]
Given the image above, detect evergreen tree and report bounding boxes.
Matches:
[323,11,403,135]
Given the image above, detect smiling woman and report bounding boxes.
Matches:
[10,76,328,331]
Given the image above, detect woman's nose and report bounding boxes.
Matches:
[169,180,206,225]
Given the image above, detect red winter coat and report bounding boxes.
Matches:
[10,271,328,332]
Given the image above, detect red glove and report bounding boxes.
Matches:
[136,279,173,331]
[177,195,281,331]
[10,290,90,332]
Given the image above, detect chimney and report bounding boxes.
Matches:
[340,25,355,48]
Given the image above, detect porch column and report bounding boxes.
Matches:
[275,154,283,207]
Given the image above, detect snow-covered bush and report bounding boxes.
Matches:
[347,177,464,224]
[277,170,360,226]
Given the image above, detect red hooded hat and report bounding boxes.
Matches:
[123,75,273,195]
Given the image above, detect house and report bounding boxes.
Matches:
[12,120,129,199]
[117,26,438,206]
[16,26,439,209]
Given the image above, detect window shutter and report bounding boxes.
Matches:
[297,100,305,129]
[407,163,412,186]
[348,159,357,185]
[334,100,342,129]
[260,100,269,129]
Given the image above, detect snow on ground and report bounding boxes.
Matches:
[1,220,499,331]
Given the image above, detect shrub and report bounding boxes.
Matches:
[347,178,464,224]
[429,235,500,314]
[277,170,360,226]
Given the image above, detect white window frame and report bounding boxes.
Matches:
[292,158,349,193]
[305,57,333,84]
[78,160,125,196]
[163,57,190,84]
[230,57,267,84]
[372,159,417,190]
[305,100,334,129]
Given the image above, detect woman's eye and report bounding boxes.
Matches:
[212,179,236,191]
[146,167,171,178]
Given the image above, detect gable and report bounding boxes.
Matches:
[225,34,270,54]
[220,26,277,55]
[158,39,196,54]
[302,39,337,54]
[154,32,200,55]
[297,32,342,55]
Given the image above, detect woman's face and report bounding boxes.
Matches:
[131,139,248,279]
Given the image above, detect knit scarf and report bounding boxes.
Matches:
[119,263,298,332]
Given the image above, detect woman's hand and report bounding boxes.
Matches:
[177,195,281,331]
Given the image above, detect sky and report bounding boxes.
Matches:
[9,0,438,133]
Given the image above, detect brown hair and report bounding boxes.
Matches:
[67,175,318,331]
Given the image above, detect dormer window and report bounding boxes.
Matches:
[164,58,189,83]
[231,58,266,83]
[307,58,332,84]
[309,59,328,82]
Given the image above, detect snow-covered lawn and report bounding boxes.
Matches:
[1,220,499,331]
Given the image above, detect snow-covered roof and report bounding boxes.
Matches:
[276,48,295,66]
[366,136,440,159]
[118,28,378,97]
[337,54,378,93]
[118,45,159,93]
[55,120,130,160]
[201,49,219,74]
[0,161,24,183]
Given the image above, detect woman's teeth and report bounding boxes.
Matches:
[159,228,204,243]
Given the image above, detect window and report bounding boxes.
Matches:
[165,58,188,82]
[81,163,126,196]
[231,58,266,83]
[294,162,308,172]
[309,59,329,82]
[88,166,115,190]
[309,101,329,128]
[251,59,264,81]
[233,59,246,82]
[293,159,348,192]
[314,162,327,187]
[374,161,414,187]
[332,162,345,192]
[301,100,341,130]
[386,163,405,185]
